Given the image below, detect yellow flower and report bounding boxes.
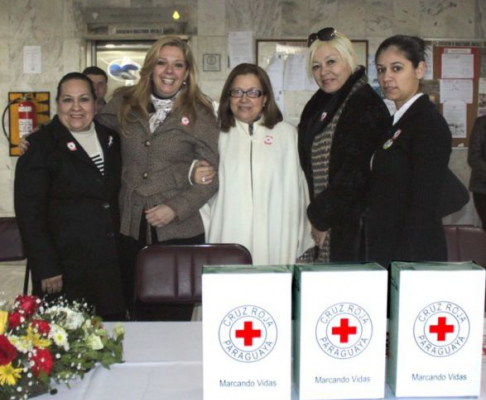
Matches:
[25,326,51,349]
[0,363,22,386]
[0,311,7,335]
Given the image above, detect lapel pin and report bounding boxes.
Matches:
[383,129,402,150]
[264,135,274,145]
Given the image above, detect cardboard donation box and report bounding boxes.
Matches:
[202,265,292,400]
[294,263,388,400]
[388,261,485,397]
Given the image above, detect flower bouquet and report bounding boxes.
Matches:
[0,294,124,400]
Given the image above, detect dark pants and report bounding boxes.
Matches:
[119,220,204,321]
[473,192,486,230]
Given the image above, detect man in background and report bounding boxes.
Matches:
[83,66,108,109]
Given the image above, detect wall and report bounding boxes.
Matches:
[0,0,483,222]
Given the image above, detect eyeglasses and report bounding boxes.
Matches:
[307,27,336,47]
[229,88,264,98]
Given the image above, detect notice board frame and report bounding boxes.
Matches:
[428,39,486,147]
[256,39,368,73]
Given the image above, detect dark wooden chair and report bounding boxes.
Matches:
[443,225,486,266]
[0,217,28,294]
[133,243,252,320]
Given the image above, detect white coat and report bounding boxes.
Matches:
[201,118,313,265]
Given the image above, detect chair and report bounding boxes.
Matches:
[0,217,29,294]
[133,243,252,320]
[443,225,486,266]
[0,217,25,262]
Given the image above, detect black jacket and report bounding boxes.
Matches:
[298,68,389,261]
[366,94,452,268]
[14,116,125,316]
[468,114,486,194]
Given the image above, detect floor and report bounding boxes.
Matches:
[0,260,27,303]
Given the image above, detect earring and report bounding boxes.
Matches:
[182,81,187,86]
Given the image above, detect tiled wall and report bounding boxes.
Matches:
[0,0,481,222]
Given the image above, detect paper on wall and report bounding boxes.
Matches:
[443,101,467,138]
[228,31,253,70]
[284,54,306,90]
[440,79,473,104]
[266,54,285,112]
[23,46,41,74]
[441,49,474,79]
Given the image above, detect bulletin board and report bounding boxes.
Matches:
[256,39,368,73]
[428,40,486,147]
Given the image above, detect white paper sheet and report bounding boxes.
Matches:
[441,49,474,79]
[266,54,285,111]
[228,31,253,70]
[284,53,306,90]
[478,78,486,117]
[23,46,41,74]
[440,79,473,104]
[443,101,467,138]
[424,44,434,80]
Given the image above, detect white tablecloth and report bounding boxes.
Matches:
[35,321,485,400]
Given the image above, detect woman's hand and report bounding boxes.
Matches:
[145,205,176,228]
[311,226,327,248]
[18,134,33,155]
[192,159,215,185]
[41,275,63,294]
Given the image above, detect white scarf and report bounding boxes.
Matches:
[149,94,175,133]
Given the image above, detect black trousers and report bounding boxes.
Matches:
[473,192,486,230]
[119,219,204,321]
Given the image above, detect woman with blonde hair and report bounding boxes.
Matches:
[298,27,389,262]
[96,36,219,319]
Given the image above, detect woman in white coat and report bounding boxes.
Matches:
[195,63,312,265]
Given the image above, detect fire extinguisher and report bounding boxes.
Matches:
[17,96,37,137]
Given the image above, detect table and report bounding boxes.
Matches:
[36,322,486,400]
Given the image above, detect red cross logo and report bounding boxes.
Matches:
[235,321,261,346]
[429,316,454,341]
[332,318,357,343]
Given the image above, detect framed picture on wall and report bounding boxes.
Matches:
[256,39,368,72]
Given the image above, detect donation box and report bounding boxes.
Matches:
[294,263,388,400]
[388,261,485,397]
[202,264,293,400]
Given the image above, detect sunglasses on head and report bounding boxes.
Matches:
[307,27,336,47]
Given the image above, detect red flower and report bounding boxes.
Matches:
[14,295,40,317]
[30,348,53,377]
[8,312,23,329]
[0,335,18,366]
[31,320,50,336]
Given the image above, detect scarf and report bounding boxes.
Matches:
[149,94,175,134]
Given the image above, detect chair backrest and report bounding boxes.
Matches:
[444,225,486,266]
[0,217,25,262]
[135,244,252,306]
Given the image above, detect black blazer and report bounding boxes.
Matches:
[14,116,125,316]
[366,94,452,268]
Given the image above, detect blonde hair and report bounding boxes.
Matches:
[115,36,212,134]
[307,30,358,77]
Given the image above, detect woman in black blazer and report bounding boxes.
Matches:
[14,72,125,319]
[366,35,452,268]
